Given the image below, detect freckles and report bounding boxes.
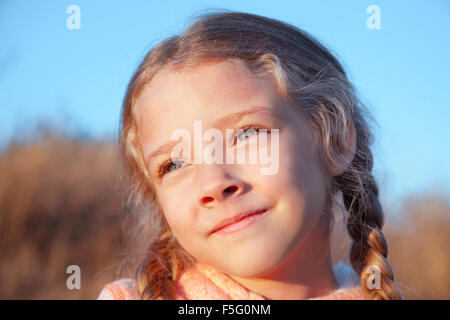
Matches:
[164,208,190,239]
[160,188,195,231]
[276,138,304,188]
[289,122,318,167]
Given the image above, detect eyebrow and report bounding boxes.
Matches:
[144,106,279,165]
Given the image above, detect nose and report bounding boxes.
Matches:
[198,165,245,208]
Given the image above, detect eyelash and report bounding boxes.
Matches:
[156,125,270,178]
[157,158,185,178]
[232,125,270,144]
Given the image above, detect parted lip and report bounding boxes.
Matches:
[209,207,268,235]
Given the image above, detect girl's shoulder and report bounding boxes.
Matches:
[311,286,367,300]
[97,278,139,300]
[96,262,365,300]
[323,262,367,300]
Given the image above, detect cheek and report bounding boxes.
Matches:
[156,187,194,239]
[157,189,210,263]
[268,127,328,218]
[288,144,328,227]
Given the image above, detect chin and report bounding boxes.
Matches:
[217,243,289,278]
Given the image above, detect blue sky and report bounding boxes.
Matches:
[1,0,449,214]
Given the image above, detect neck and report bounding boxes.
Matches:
[228,222,338,300]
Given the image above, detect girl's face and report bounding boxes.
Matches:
[135,60,330,278]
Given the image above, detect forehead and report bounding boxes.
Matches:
[134,59,286,152]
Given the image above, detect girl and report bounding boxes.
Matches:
[98,11,402,300]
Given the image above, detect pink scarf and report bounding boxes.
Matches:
[98,262,366,300]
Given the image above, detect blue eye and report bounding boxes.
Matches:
[234,126,268,144]
[237,128,257,141]
[158,159,187,176]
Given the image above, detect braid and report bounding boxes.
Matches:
[335,151,402,300]
[135,224,195,300]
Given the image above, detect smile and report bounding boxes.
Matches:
[211,208,269,236]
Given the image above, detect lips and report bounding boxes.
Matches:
[210,208,268,235]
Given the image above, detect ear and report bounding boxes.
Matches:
[328,121,357,177]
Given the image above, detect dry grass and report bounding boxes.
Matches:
[0,132,448,299]
[0,132,127,299]
[384,193,450,299]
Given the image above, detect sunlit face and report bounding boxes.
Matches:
[135,59,330,278]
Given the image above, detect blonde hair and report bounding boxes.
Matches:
[119,11,402,300]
